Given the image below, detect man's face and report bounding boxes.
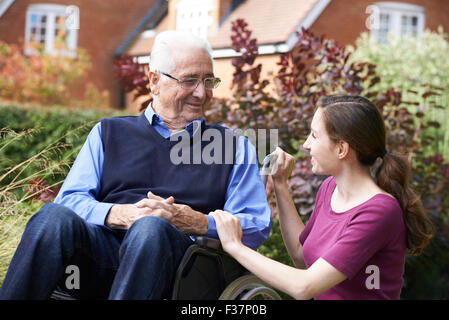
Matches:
[150,47,214,124]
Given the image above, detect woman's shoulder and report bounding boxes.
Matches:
[318,176,335,196]
[351,193,404,228]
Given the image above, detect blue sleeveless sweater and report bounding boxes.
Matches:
[97,112,237,214]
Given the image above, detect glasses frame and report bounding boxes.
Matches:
[159,72,221,91]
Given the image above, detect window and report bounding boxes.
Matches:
[25,4,79,56]
[369,2,425,43]
[176,0,213,39]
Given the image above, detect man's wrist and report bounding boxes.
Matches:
[174,203,208,236]
[105,204,130,229]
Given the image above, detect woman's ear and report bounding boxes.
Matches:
[336,140,350,160]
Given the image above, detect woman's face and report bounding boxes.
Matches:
[303,107,341,175]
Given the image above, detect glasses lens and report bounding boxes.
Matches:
[180,79,199,90]
[204,78,221,90]
[179,77,221,90]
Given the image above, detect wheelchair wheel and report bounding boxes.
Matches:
[218,274,281,300]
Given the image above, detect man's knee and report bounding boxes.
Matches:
[27,203,83,235]
[126,216,176,242]
[123,216,192,254]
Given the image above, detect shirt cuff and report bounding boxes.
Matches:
[89,202,115,226]
[205,214,218,238]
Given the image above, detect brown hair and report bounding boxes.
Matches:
[317,95,434,255]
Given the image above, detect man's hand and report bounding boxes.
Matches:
[105,191,208,235]
[105,203,153,230]
[136,192,208,235]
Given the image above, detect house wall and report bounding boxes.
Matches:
[311,0,449,45]
[0,0,158,108]
[213,54,281,99]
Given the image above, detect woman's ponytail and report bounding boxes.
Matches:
[376,152,434,255]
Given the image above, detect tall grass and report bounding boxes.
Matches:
[0,124,90,286]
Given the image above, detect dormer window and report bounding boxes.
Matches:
[176,0,213,39]
[25,4,79,56]
[370,2,425,43]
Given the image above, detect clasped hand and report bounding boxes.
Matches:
[135,191,177,221]
[106,191,207,235]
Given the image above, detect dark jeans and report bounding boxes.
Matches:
[0,203,193,300]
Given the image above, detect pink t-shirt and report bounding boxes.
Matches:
[300,176,406,300]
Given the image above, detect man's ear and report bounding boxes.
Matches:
[148,71,160,95]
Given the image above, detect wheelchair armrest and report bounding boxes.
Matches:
[195,236,222,250]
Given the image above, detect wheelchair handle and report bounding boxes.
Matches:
[195,236,222,250]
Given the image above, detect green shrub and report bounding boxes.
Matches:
[349,28,449,159]
[0,103,122,190]
[0,103,123,285]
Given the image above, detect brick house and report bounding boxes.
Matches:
[0,0,161,108]
[1,0,448,110]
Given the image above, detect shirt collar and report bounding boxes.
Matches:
[144,102,205,137]
[144,103,163,125]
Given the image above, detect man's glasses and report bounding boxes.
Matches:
[160,72,221,91]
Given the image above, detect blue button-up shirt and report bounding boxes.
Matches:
[55,105,271,249]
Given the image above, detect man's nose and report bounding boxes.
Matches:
[192,80,207,99]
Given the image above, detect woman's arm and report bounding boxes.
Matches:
[273,180,306,268]
[210,210,347,300]
[270,147,306,268]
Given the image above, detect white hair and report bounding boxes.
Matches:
[149,30,213,74]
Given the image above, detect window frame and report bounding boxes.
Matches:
[24,3,78,57]
[176,0,213,39]
[370,2,425,42]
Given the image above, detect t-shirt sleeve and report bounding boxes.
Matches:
[320,199,402,279]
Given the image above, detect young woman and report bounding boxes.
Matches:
[210,95,434,300]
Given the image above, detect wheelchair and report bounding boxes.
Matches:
[51,155,280,300]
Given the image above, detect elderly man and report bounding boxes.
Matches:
[0,31,271,300]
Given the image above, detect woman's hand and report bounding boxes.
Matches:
[271,147,296,185]
[209,210,243,254]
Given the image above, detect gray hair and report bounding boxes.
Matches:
[149,30,214,74]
